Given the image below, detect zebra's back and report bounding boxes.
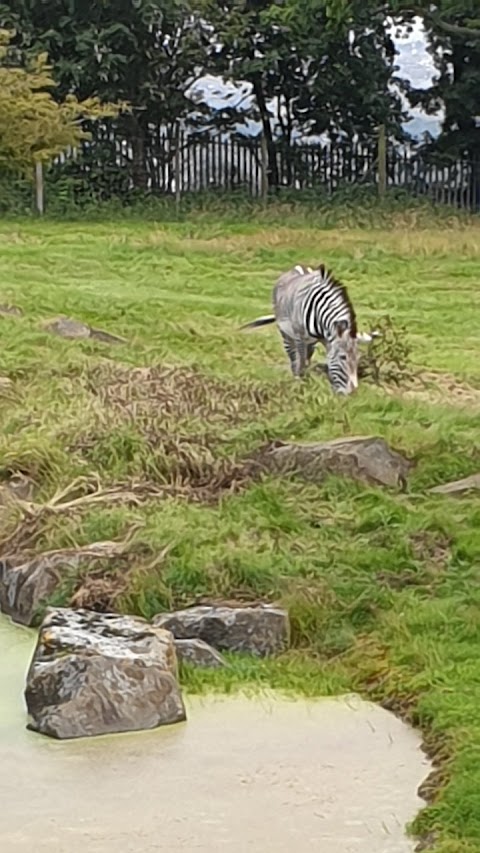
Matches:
[273,264,355,344]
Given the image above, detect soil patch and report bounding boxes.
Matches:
[409,531,451,567]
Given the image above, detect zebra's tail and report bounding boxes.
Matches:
[240,315,276,330]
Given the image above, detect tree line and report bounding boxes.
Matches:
[0,0,478,194]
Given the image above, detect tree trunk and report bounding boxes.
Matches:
[128,115,148,190]
[252,75,279,189]
[285,93,294,188]
[451,46,480,210]
[469,155,480,211]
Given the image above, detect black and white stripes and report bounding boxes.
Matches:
[242,263,372,395]
[293,264,358,343]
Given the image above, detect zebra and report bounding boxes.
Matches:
[241,263,375,395]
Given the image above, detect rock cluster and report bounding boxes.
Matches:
[154,604,289,658]
[23,602,289,740]
[25,608,186,740]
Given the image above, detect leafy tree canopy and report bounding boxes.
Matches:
[0,29,125,176]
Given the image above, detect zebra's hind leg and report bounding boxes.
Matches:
[280,331,297,375]
[280,332,308,378]
[293,339,309,377]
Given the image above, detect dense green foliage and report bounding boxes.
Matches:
[197,0,403,183]
[0,0,210,187]
[0,29,123,177]
[1,0,479,196]
[410,1,480,162]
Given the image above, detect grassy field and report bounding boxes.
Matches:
[1,211,480,851]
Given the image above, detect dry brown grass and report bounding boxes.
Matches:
[409,530,452,568]
[87,362,272,426]
[392,370,480,411]
[67,364,272,501]
[130,225,480,260]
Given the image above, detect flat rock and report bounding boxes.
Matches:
[429,473,480,496]
[44,317,91,339]
[25,607,186,740]
[42,317,126,344]
[0,474,35,505]
[0,303,23,317]
[174,638,227,668]
[89,326,127,344]
[153,604,289,658]
[0,540,126,627]
[258,436,411,489]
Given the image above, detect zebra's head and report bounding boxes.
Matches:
[326,320,359,395]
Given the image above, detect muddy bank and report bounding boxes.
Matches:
[0,614,430,852]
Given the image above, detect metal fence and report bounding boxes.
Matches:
[30,128,480,213]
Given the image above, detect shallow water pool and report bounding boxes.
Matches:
[0,615,430,853]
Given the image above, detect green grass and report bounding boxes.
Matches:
[1,213,480,851]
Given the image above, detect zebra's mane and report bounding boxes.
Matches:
[294,263,357,338]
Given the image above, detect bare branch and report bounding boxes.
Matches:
[431,18,480,40]
[399,6,480,40]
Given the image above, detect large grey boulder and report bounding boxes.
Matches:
[0,552,64,627]
[0,541,125,627]
[153,604,289,657]
[25,608,186,740]
[174,638,227,669]
[258,436,411,489]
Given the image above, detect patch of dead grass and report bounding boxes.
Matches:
[67,363,271,501]
[69,571,132,612]
[87,362,271,426]
[409,530,451,568]
[131,225,480,259]
[391,370,480,411]
[376,531,451,594]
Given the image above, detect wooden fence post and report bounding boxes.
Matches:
[260,133,269,207]
[34,161,44,215]
[174,124,181,214]
[377,124,387,199]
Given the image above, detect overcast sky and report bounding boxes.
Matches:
[394,17,442,137]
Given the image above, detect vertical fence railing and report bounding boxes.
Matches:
[34,129,480,213]
[377,125,387,199]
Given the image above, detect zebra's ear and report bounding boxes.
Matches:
[334,320,349,338]
[356,331,381,344]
